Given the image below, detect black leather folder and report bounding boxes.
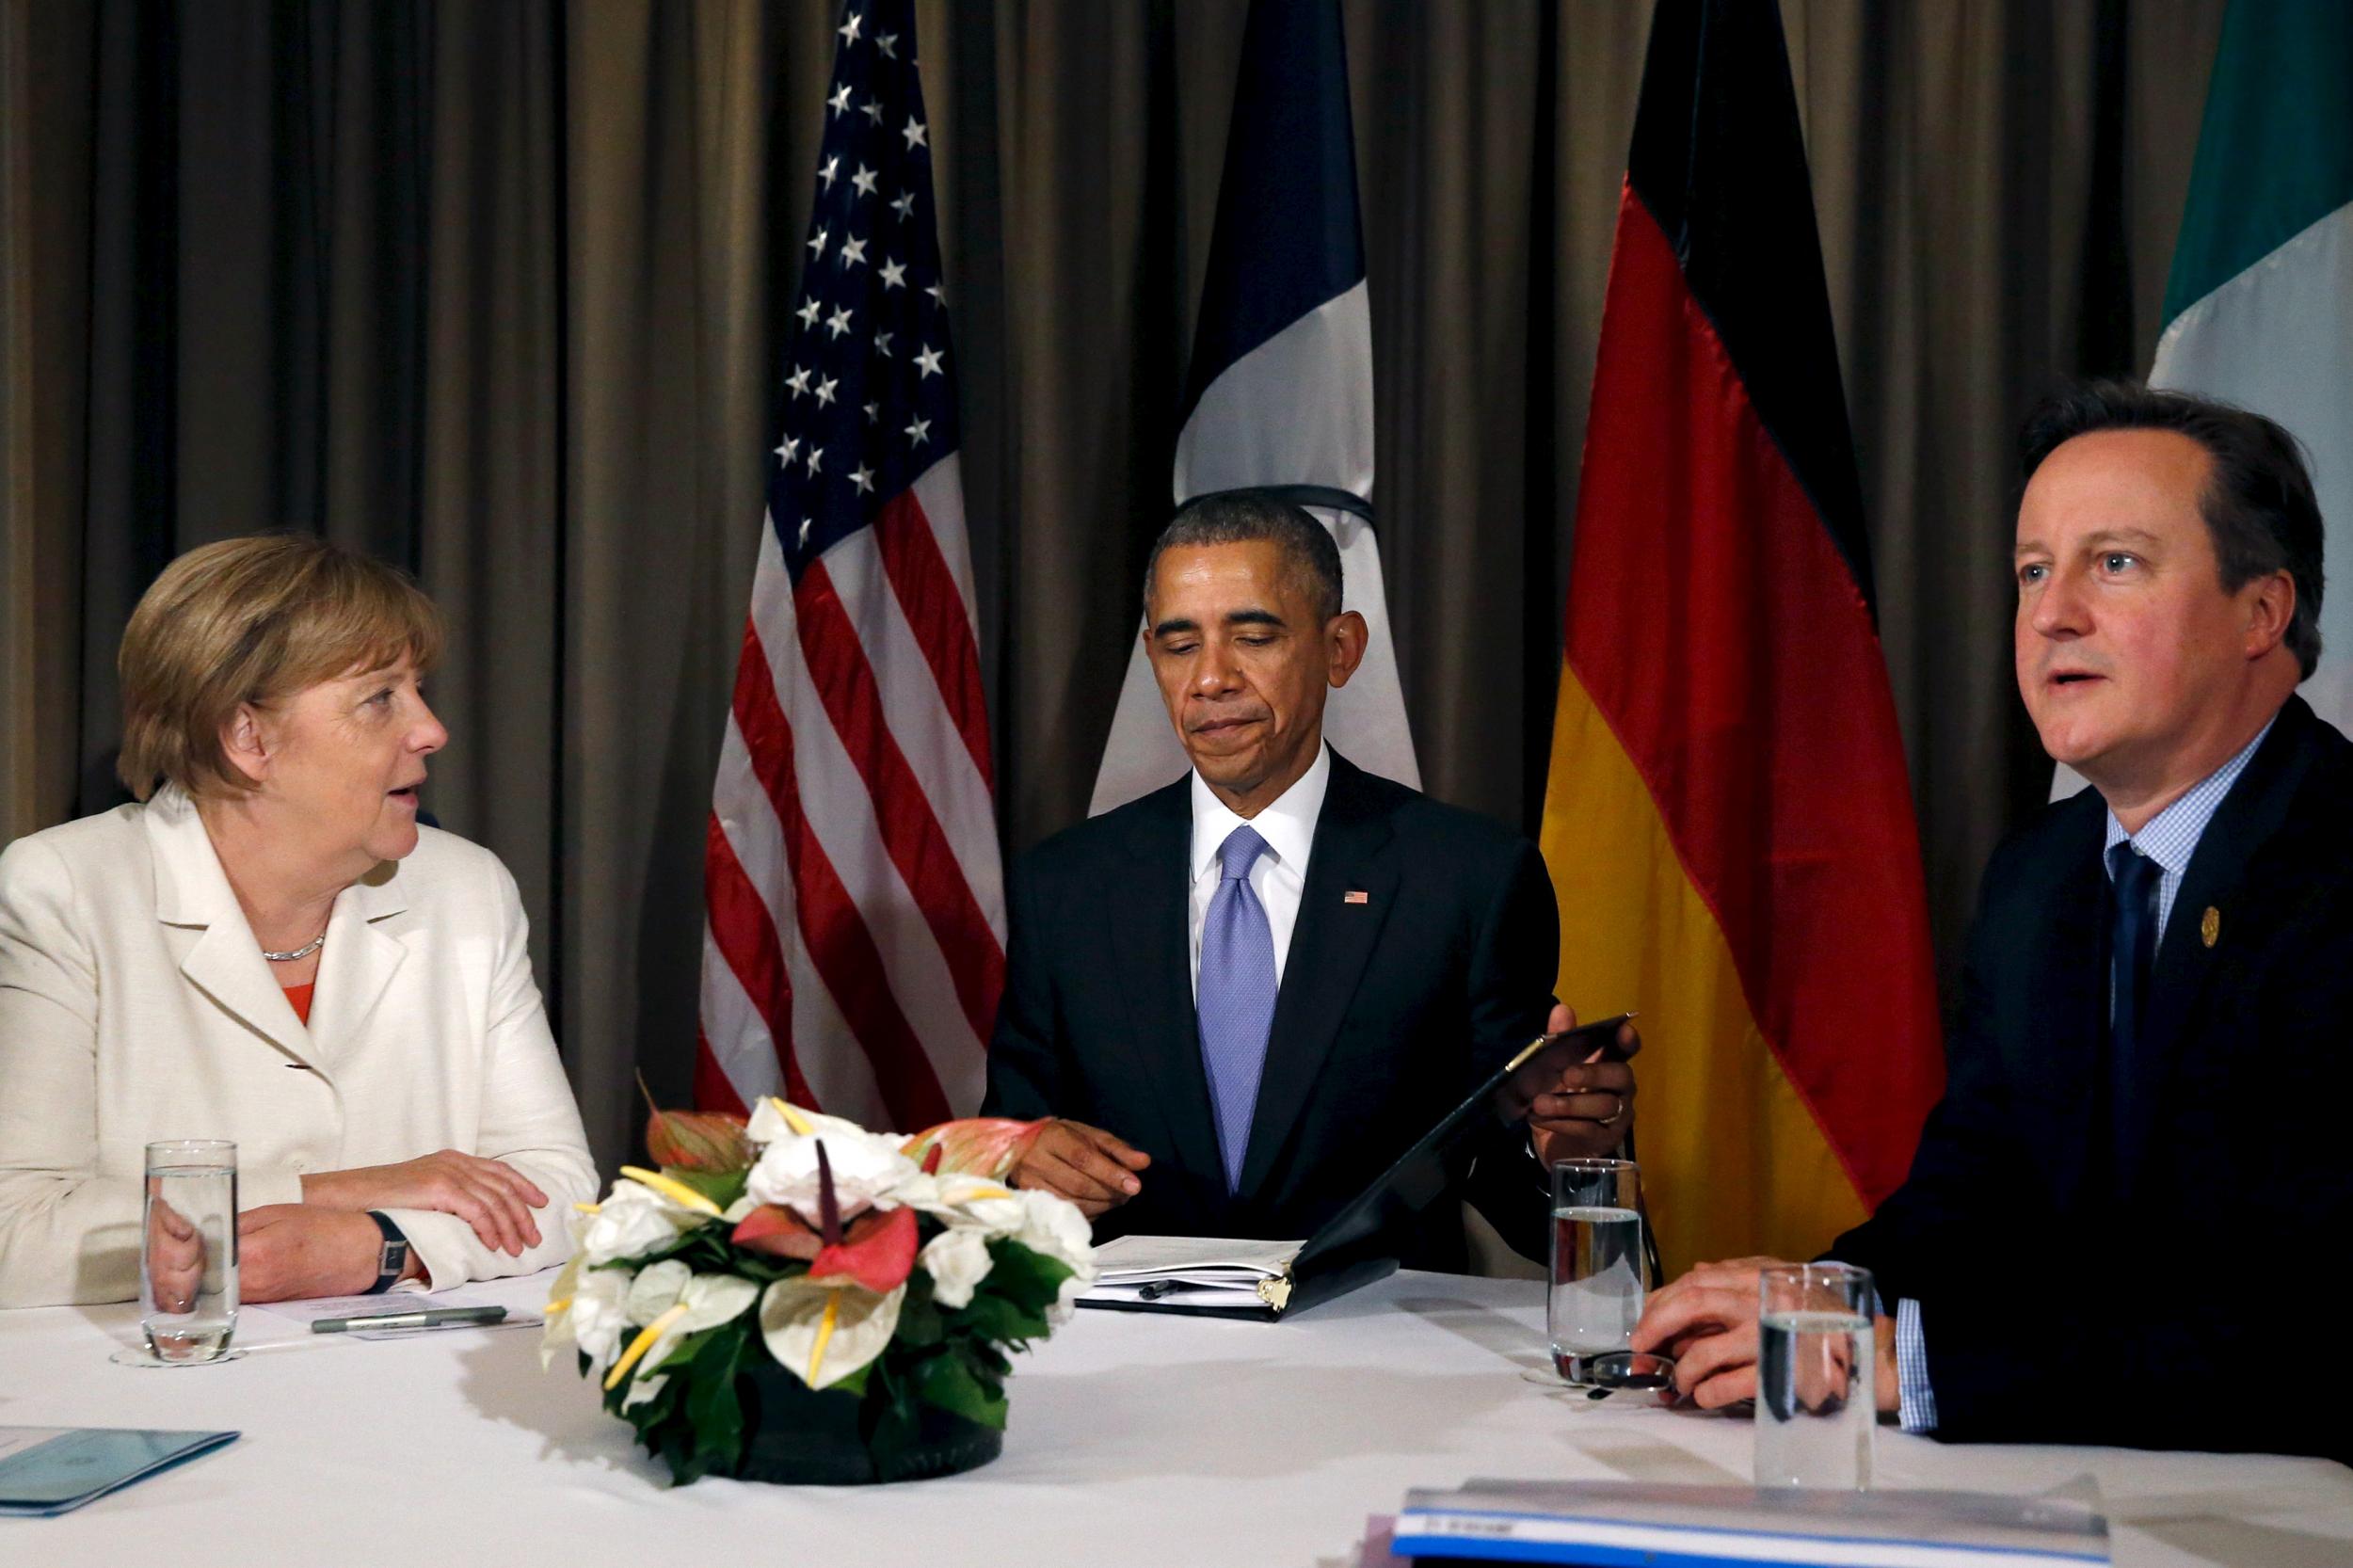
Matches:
[1080,1015,1632,1320]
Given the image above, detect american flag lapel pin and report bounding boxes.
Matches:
[1343,889,1369,904]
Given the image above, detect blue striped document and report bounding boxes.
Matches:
[1392,1480,2108,1568]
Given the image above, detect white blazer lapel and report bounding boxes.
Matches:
[305,859,408,1052]
[144,789,312,1061]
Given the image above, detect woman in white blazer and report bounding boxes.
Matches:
[0,535,596,1307]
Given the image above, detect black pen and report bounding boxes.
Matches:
[1137,1280,1183,1302]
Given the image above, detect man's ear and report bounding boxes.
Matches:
[220,703,272,787]
[2244,569,2297,662]
[1326,610,1369,689]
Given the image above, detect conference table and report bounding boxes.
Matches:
[7,1269,2349,1565]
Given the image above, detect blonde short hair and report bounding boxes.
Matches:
[118,535,446,801]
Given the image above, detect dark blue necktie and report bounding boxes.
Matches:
[2106,841,2162,1179]
[1197,825,1277,1192]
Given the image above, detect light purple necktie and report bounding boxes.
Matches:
[1198,824,1278,1192]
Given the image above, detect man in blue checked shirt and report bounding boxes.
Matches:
[1635,380,2353,1464]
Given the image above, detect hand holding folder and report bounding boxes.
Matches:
[1079,1016,1634,1320]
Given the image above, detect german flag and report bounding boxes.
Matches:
[1540,0,1942,1273]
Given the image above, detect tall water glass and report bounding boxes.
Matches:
[1547,1158,1644,1384]
[140,1140,238,1363]
[1755,1262,1875,1489]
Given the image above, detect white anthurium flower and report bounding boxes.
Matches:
[760,1275,904,1390]
[617,1259,688,1325]
[959,1190,1032,1238]
[1012,1190,1096,1325]
[744,1126,920,1224]
[745,1096,883,1148]
[899,1171,1025,1235]
[920,1225,994,1309]
[1049,1270,1090,1326]
[542,1256,635,1374]
[1015,1188,1096,1275]
[576,1177,711,1267]
[600,1260,760,1408]
[538,1252,585,1369]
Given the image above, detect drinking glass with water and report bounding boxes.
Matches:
[140,1140,239,1364]
[1547,1157,1645,1384]
[1755,1261,1875,1489]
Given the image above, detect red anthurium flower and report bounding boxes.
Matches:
[900,1117,1048,1178]
[638,1077,753,1173]
[730,1204,823,1260]
[808,1205,920,1294]
[731,1139,917,1292]
[647,1110,754,1173]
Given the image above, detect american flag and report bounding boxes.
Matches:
[697,0,1002,1129]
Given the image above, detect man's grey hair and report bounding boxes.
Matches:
[1142,490,1344,623]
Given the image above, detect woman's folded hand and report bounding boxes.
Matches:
[301,1151,550,1256]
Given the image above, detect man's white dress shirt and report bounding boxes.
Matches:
[1186,744,1330,997]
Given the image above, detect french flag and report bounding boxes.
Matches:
[1090,0,1419,814]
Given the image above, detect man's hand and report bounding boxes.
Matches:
[1632,1256,1899,1414]
[1528,1003,1641,1163]
[301,1151,549,1256]
[1006,1120,1150,1220]
[236,1206,385,1302]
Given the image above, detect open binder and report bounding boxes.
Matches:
[1078,1015,1631,1320]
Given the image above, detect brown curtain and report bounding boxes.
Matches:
[0,0,2229,1173]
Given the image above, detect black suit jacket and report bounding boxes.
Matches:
[1833,696,2353,1462]
[982,750,1561,1270]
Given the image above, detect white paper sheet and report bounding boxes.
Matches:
[1087,1234,1305,1284]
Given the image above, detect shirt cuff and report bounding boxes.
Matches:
[1896,1296,1939,1433]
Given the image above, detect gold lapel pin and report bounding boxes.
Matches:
[2201,906,2220,949]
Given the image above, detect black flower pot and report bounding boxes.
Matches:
[737,1354,1003,1484]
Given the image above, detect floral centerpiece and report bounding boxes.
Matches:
[542,1096,1093,1485]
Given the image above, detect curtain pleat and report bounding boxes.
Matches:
[0,0,2230,1169]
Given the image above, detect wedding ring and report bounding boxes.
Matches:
[1597,1096,1625,1128]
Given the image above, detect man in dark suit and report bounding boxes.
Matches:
[1635,381,2353,1462]
[983,492,1638,1269]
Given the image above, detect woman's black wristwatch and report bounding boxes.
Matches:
[362,1210,411,1294]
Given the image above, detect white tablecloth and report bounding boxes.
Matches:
[4,1269,2348,1565]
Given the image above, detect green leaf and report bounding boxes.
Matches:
[608,1225,802,1285]
[951,1290,1049,1344]
[982,1239,1073,1314]
[864,1358,922,1475]
[664,1166,750,1210]
[895,1274,945,1347]
[716,1249,804,1284]
[648,1323,716,1375]
[914,1350,1008,1430]
[607,1359,683,1425]
[683,1322,750,1479]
